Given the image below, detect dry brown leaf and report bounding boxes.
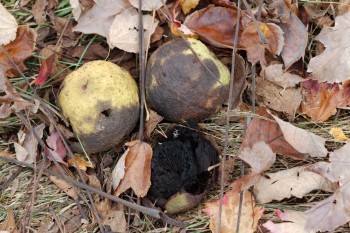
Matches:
[263,210,315,233]
[68,155,95,171]
[256,77,302,119]
[0,25,37,76]
[14,123,45,164]
[253,165,336,203]
[145,109,163,138]
[95,198,127,232]
[180,0,200,14]
[128,0,163,11]
[73,0,132,39]
[50,165,79,200]
[261,64,304,88]
[113,140,153,197]
[32,0,48,24]
[0,208,18,233]
[338,0,350,16]
[184,6,238,48]
[68,42,108,61]
[0,3,18,46]
[204,190,263,233]
[329,127,349,141]
[38,208,82,233]
[308,12,350,82]
[240,21,284,67]
[301,80,350,122]
[108,8,159,53]
[49,12,78,48]
[271,114,327,157]
[271,0,308,68]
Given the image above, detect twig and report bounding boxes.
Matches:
[241,0,266,44]
[216,0,242,232]
[0,155,185,227]
[0,166,23,190]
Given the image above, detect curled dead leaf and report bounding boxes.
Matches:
[0,3,18,46]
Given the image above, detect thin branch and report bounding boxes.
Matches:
[0,155,185,227]
[242,0,266,44]
[216,0,242,232]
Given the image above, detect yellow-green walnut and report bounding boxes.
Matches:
[146,38,230,122]
[58,61,139,153]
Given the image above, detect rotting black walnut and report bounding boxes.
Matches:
[146,38,231,123]
[148,122,218,214]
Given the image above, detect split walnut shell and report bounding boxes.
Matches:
[146,38,230,123]
[58,61,139,153]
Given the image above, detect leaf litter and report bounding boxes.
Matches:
[3,0,350,232]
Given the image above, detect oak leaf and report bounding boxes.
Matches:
[240,21,284,67]
[0,26,37,76]
[112,140,153,197]
[307,12,350,82]
[0,2,18,46]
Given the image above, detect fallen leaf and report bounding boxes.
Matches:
[46,131,68,165]
[68,42,109,61]
[271,114,327,157]
[301,80,350,122]
[165,191,206,215]
[50,164,79,200]
[70,0,82,20]
[14,123,45,164]
[263,210,315,233]
[38,208,82,233]
[108,8,159,53]
[253,165,336,203]
[34,53,55,86]
[330,127,349,141]
[68,155,95,171]
[0,208,18,233]
[261,63,304,88]
[112,140,153,197]
[0,71,35,119]
[128,0,163,11]
[306,143,350,232]
[307,12,350,82]
[256,77,302,119]
[238,141,276,174]
[95,198,127,232]
[239,108,327,160]
[204,190,263,233]
[180,0,200,14]
[271,0,308,68]
[240,21,284,67]
[0,25,37,76]
[73,0,132,39]
[49,12,78,48]
[0,3,18,46]
[145,109,163,138]
[227,54,247,108]
[32,0,48,24]
[184,6,238,48]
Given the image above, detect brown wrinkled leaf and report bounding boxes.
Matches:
[301,80,350,122]
[0,208,18,233]
[49,12,78,48]
[0,3,18,46]
[240,108,327,160]
[95,197,126,232]
[256,77,302,119]
[263,210,315,233]
[68,155,95,171]
[68,43,108,61]
[184,6,238,48]
[112,140,153,197]
[261,63,304,88]
[14,123,45,164]
[240,22,284,67]
[307,12,350,82]
[180,0,200,14]
[32,0,48,24]
[50,164,79,200]
[0,26,37,76]
[254,165,336,203]
[38,208,82,233]
[73,0,132,38]
[145,109,163,138]
[271,0,308,68]
[204,190,263,233]
[228,54,246,108]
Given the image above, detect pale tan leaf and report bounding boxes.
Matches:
[128,0,163,11]
[70,0,82,20]
[145,109,163,138]
[271,114,327,157]
[108,8,159,53]
[307,12,350,83]
[254,166,336,203]
[0,3,17,46]
[50,175,79,200]
[0,208,18,233]
[204,190,263,233]
[261,64,304,88]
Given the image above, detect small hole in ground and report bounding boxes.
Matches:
[101,109,111,117]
